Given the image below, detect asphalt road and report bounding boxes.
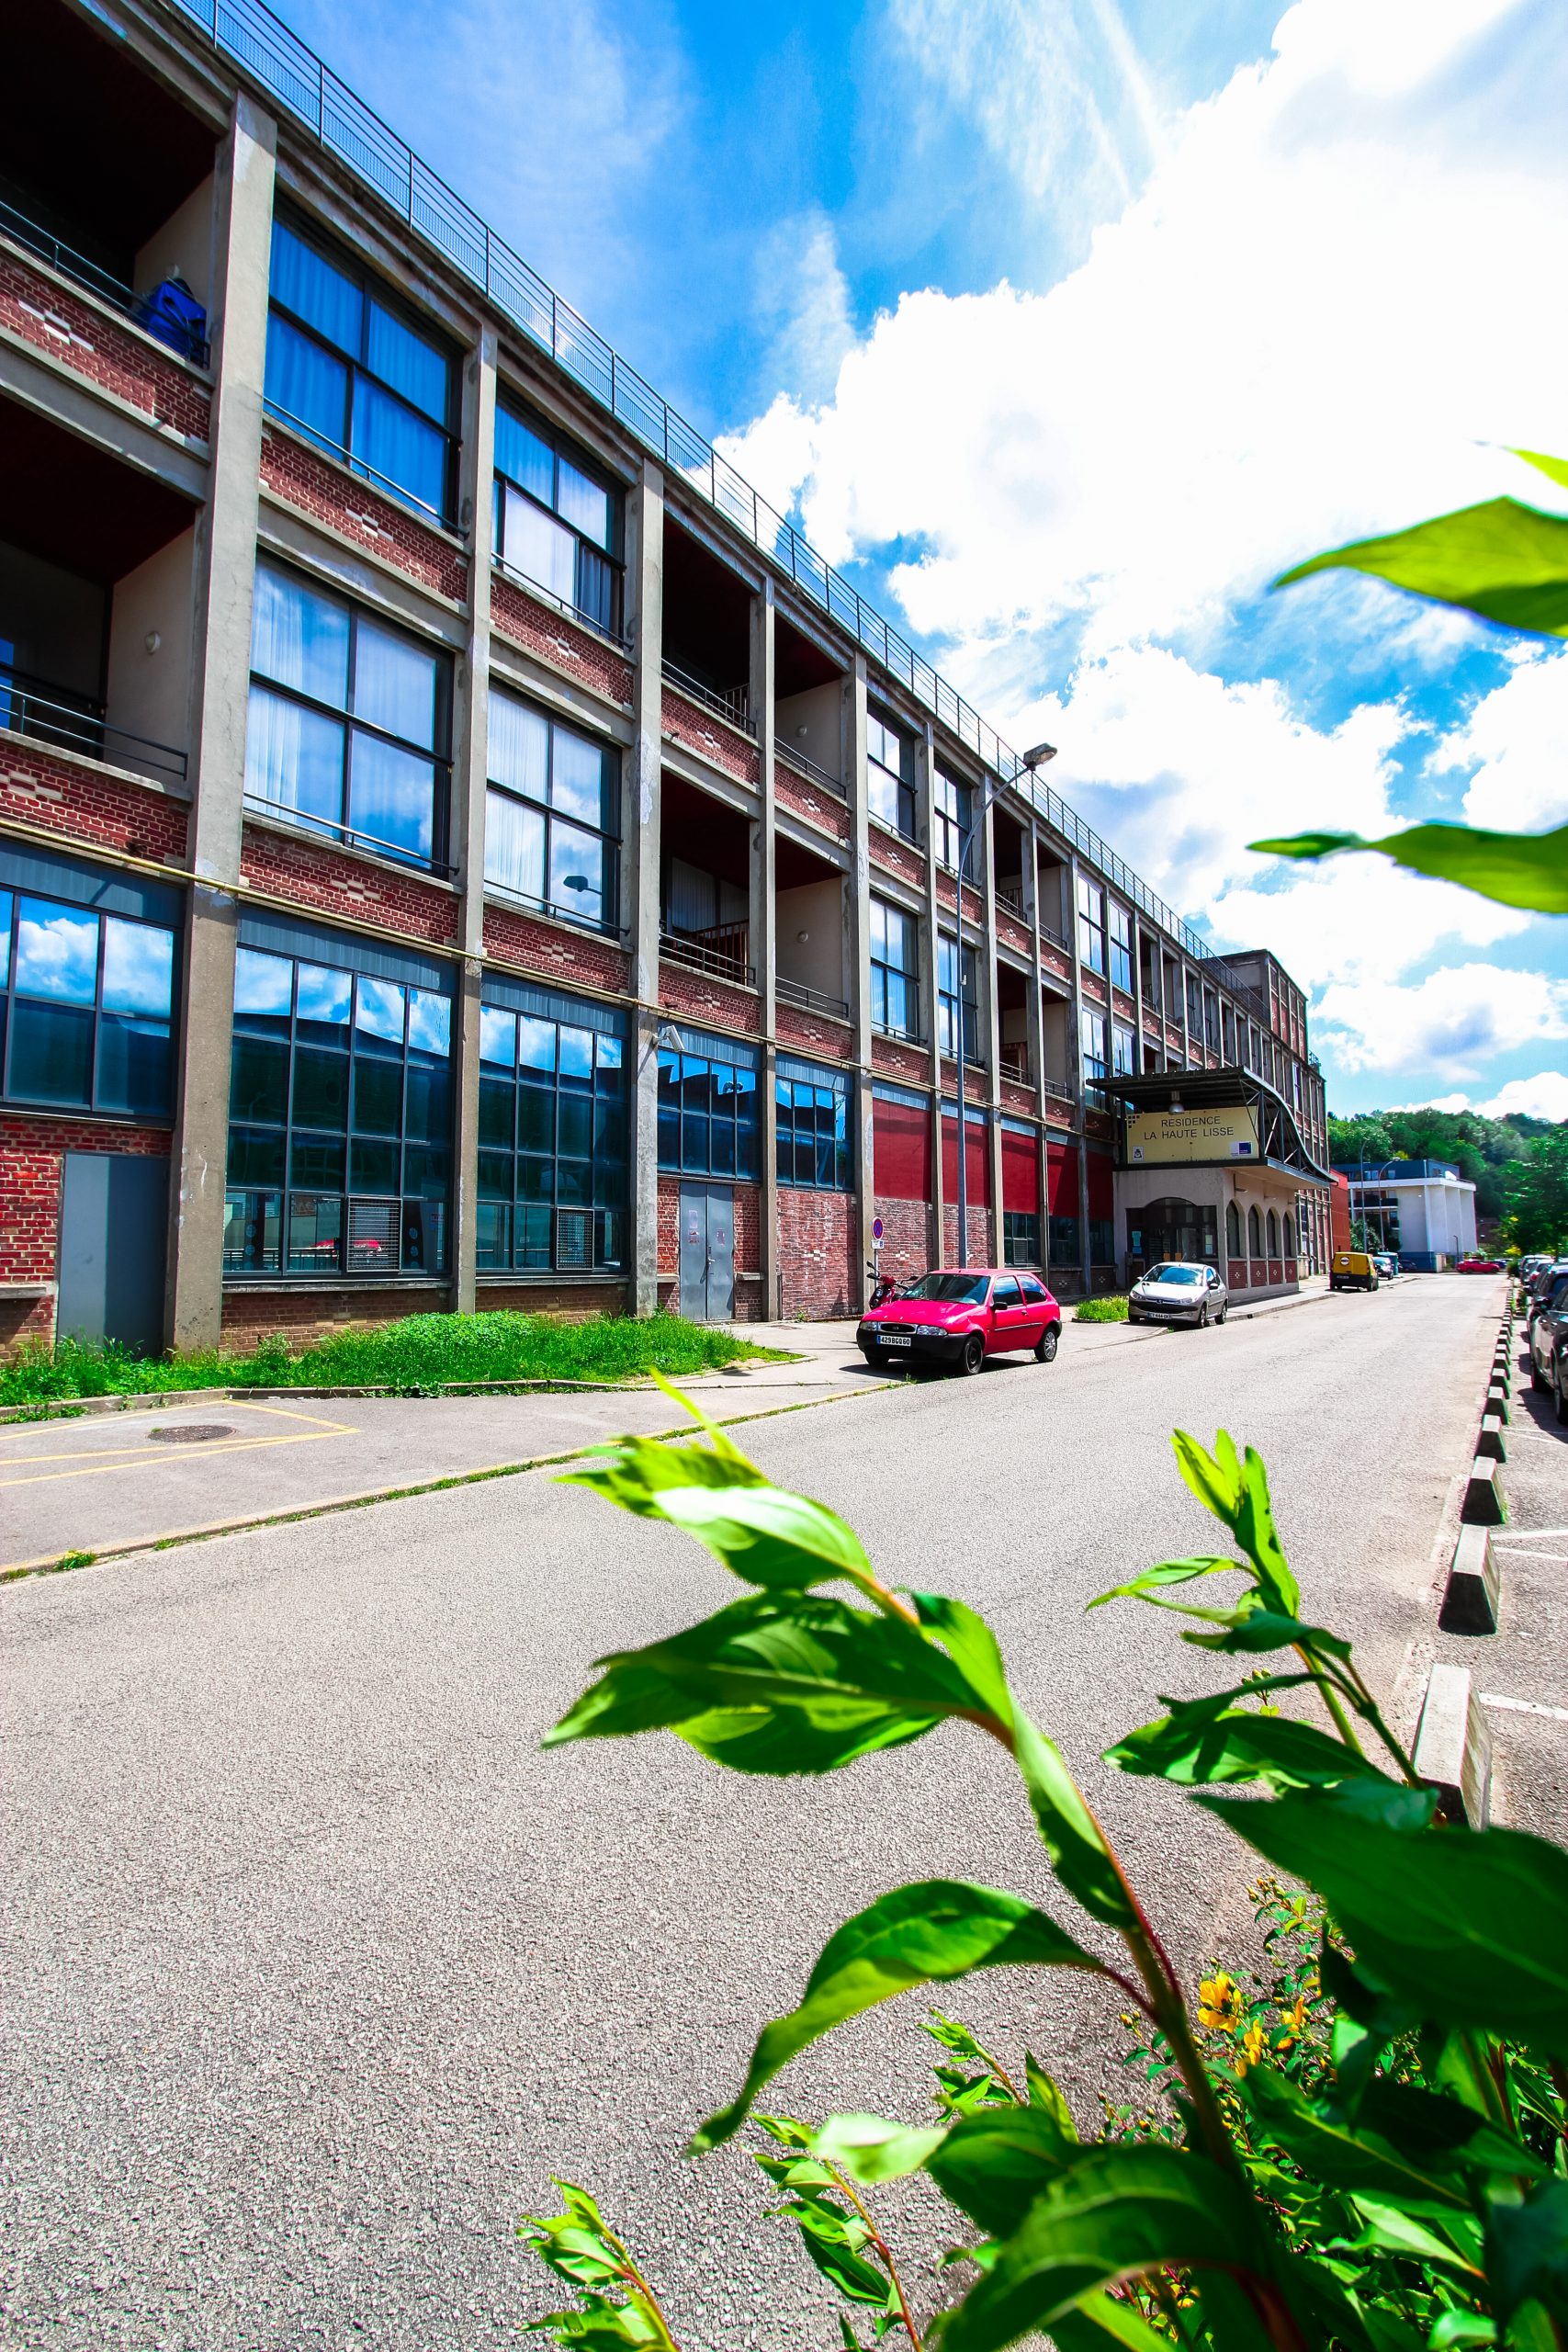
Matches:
[2,1276,1502,2349]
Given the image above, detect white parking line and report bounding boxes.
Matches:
[1480,1693,1568,1723]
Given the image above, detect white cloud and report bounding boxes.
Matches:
[1206,861,1529,992]
[1428,647,1568,829]
[1314,963,1568,1077]
[1418,1072,1568,1119]
[750,212,855,407]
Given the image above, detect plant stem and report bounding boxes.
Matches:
[603,2224,682,2352]
[1292,1645,1366,1757]
[828,2166,925,2349]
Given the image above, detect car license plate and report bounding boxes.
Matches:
[880,1332,912,1347]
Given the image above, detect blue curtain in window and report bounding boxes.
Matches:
[351,378,446,514]
[265,313,349,455]
[271,221,362,351]
[495,408,554,503]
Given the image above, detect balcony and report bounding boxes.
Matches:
[660,921,754,989]
[1,193,208,368]
[998,1045,1032,1083]
[0,664,186,784]
[777,973,848,1020]
[662,659,751,734]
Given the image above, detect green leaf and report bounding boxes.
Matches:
[929,2106,1083,2236]
[1199,1792,1568,2052]
[1354,2078,1551,2185]
[1088,1555,1241,1611]
[1010,1712,1137,1928]
[1331,2199,1483,2275]
[775,2190,894,2308]
[1169,1432,1300,1615]
[1486,2181,1568,2324]
[1246,821,1568,917]
[691,1881,1104,2154]
[1271,496,1568,636]
[939,2144,1274,2352]
[1514,448,1568,494]
[1048,2290,1178,2352]
[1184,1610,1351,1658]
[811,2113,949,2184]
[1108,1697,1387,1790]
[518,2184,675,2350]
[1429,2316,1496,2350]
[1240,2067,1469,2218]
[563,1432,878,1591]
[1024,2054,1078,2140]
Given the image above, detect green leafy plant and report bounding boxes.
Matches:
[521,1392,1568,2350]
[1076,1296,1131,1324]
[1253,448,1568,912]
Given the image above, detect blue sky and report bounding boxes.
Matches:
[283,0,1568,1120]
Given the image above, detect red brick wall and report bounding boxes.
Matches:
[940,1057,987,1105]
[0,1294,54,1352]
[1331,1173,1352,1252]
[942,1204,994,1263]
[483,901,631,996]
[775,1001,852,1061]
[0,250,210,441]
[658,959,761,1035]
[1042,1088,1075,1131]
[871,1035,928,1084]
[869,823,923,890]
[872,1194,933,1287]
[241,822,458,947]
[934,874,983,926]
[491,573,633,708]
[220,1285,445,1351]
[660,686,759,785]
[774,765,849,843]
[999,1080,1035,1117]
[778,1186,856,1319]
[475,1282,629,1319]
[1,742,190,865]
[260,424,467,605]
[1081,971,1108,1009]
[1041,941,1071,985]
[997,909,1032,959]
[0,1114,170,1347]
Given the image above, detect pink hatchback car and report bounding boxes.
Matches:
[856,1267,1062,1376]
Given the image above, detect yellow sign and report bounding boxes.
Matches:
[1127,1106,1259,1166]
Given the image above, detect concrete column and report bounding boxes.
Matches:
[1131,911,1146,1074]
[843,656,874,1306]
[449,325,498,1317]
[750,584,778,1317]
[1066,853,1091,1295]
[165,92,277,1353]
[978,786,1003,1261]
[1023,820,1050,1283]
[918,724,944,1265]
[626,464,664,1317]
[1179,958,1192,1067]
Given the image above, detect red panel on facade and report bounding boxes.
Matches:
[941,1114,991,1205]
[873,1096,931,1202]
[1000,1126,1039,1213]
[1086,1149,1114,1217]
[1047,1141,1078,1212]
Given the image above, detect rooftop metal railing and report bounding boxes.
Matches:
[170,0,1279,1019]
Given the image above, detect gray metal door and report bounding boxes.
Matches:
[57,1153,168,1353]
[678,1185,735,1322]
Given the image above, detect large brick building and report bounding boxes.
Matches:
[0,0,1332,1354]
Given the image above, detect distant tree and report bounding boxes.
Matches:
[1503,1127,1568,1253]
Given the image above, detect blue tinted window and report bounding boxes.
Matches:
[1,892,175,1116]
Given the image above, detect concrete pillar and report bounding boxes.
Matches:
[1131,911,1146,1075]
[449,325,498,1317]
[750,584,778,1318]
[1066,853,1091,1295]
[626,464,664,1317]
[918,724,944,1266]
[165,92,277,1353]
[843,657,874,1306]
[978,786,1003,1262]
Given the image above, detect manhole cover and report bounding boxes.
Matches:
[147,1424,236,1443]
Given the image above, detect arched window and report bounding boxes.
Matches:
[1283,1212,1295,1256]
[1226,1200,1241,1259]
[1267,1208,1280,1255]
[1248,1204,1262,1257]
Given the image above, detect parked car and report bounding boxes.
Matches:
[856,1268,1060,1375]
[1457,1257,1506,1273]
[1331,1250,1379,1292]
[1531,1284,1568,1421]
[1372,1253,1400,1282]
[1127,1261,1228,1327]
[1527,1262,1568,1339]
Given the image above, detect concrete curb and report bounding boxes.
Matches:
[1462,1455,1506,1526]
[1438,1522,1500,1635]
[0,1365,811,1426]
[1412,1660,1493,1826]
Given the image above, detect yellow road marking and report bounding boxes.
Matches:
[0,1405,356,1487]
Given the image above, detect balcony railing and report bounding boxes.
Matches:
[660,922,754,988]
[776,973,849,1021]
[775,741,844,798]
[661,662,753,735]
[0,194,209,366]
[243,788,457,877]
[995,881,1025,919]
[0,666,188,783]
[998,1046,1032,1083]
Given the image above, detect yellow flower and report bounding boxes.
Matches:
[1279,1995,1309,2045]
[1198,1973,1242,2034]
[1234,2020,1268,2077]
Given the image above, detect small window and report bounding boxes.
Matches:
[933,765,971,872]
[657,1046,759,1181]
[938,934,978,1061]
[775,1065,852,1191]
[0,886,176,1117]
[1020,1273,1047,1301]
[869,897,919,1040]
[1108,902,1132,993]
[991,1275,1021,1309]
[485,689,618,931]
[1004,1212,1042,1269]
[1111,1021,1135,1077]
[493,402,622,635]
[1076,876,1105,977]
[1079,1008,1107,1083]
[867,710,916,840]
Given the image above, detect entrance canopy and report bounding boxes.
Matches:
[1088,1067,1331,1186]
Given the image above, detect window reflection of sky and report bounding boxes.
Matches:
[355,975,405,1045]
[102,919,175,1017]
[235,948,293,1017]
[407,988,449,1056]
[297,961,351,1030]
[16,901,98,1002]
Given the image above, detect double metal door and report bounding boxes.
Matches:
[678,1185,735,1323]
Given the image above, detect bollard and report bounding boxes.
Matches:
[1412,1662,1492,1826]
[1486,1383,1510,1424]
[1462,1455,1506,1526]
[1477,1415,1507,1464]
[1438,1523,1500,1635]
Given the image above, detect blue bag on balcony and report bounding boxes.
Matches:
[136,276,208,362]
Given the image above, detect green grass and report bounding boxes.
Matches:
[1074,1295,1129,1323]
[0,1310,793,1407]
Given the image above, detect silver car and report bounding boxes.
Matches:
[1127,1260,1228,1328]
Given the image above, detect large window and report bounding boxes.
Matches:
[869,898,919,1039]
[776,1059,852,1190]
[1109,901,1132,993]
[658,1039,759,1179]
[224,935,452,1278]
[1111,1019,1135,1077]
[265,217,456,521]
[0,872,176,1118]
[477,990,625,1272]
[1002,1210,1040,1267]
[1079,1007,1107,1083]
[246,563,451,870]
[933,764,971,872]
[867,709,916,840]
[937,934,979,1061]
[493,405,621,636]
[1076,876,1105,976]
[486,691,617,930]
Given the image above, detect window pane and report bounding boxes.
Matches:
[505,489,575,605]
[403,1059,449,1144]
[867,763,903,831]
[366,300,449,424]
[478,1150,513,1201]
[558,1025,594,1085]
[7,1000,92,1102]
[407,990,450,1057]
[355,977,406,1052]
[224,1188,281,1273]
[290,1135,346,1190]
[95,1013,171,1116]
[351,1056,402,1136]
[227,1128,286,1187]
[517,1154,555,1201]
[288,1189,343,1272]
[516,1085,553,1152]
[558,1093,592,1159]
[518,1016,556,1074]
[494,408,554,504]
[347,733,435,861]
[99,920,174,1018]
[479,1076,513,1148]
[475,1200,510,1267]
[233,948,294,1034]
[271,220,362,354]
[490,693,550,801]
[351,375,446,514]
[548,820,606,925]
[264,312,349,455]
[575,545,615,635]
[479,1005,515,1069]
[354,620,438,751]
[295,961,352,1043]
[351,1137,399,1193]
[292,1046,348,1129]
[515,1202,551,1268]
[245,687,344,828]
[549,726,611,829]
[557,457,610,549]
[16,899,96,1002]
[484,789,546,900]
[252,567,350,707]
[231,1035,288,1123]
[0,891,10,974]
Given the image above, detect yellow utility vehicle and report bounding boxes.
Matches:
[1331,1249,1380,1293]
